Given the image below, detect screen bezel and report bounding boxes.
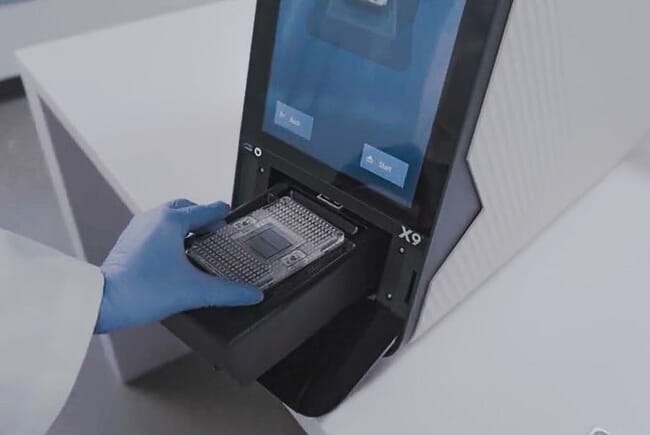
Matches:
[239,0,506,234]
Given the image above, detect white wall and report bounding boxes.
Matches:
[0,0,214,80]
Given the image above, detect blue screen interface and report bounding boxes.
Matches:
[263,0,467,206]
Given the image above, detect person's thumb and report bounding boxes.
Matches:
[179,201,230,231]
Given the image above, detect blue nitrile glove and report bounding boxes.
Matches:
[95,199,264,334]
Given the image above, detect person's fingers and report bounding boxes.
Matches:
[178,201,230,231]
[204,281,265,307]
[183,274,264,311]
[167,198,197,210]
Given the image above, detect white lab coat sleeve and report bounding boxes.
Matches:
[0,229,103,435]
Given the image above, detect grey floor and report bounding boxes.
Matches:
[0,96,305,435]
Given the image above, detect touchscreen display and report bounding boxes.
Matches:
[263,0,467,206]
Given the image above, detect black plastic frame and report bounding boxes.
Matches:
[239,0,512,236]
[165,0,513,417]
[166,185,390,385]
[400,0,514,345]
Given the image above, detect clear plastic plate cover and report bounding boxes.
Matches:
[187,196,346,290]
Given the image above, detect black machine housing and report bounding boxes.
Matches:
[164,0,513,417]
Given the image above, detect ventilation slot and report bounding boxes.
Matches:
[404,271,418,304]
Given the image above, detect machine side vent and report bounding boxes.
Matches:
[404,271,418,305]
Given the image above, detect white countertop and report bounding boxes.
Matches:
[297,145,650,435]
[17,0,256,213]
[18,1,650,433]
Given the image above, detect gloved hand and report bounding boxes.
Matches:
[95,199,264,334]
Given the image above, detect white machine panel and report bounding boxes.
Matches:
[416,0,650,338]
